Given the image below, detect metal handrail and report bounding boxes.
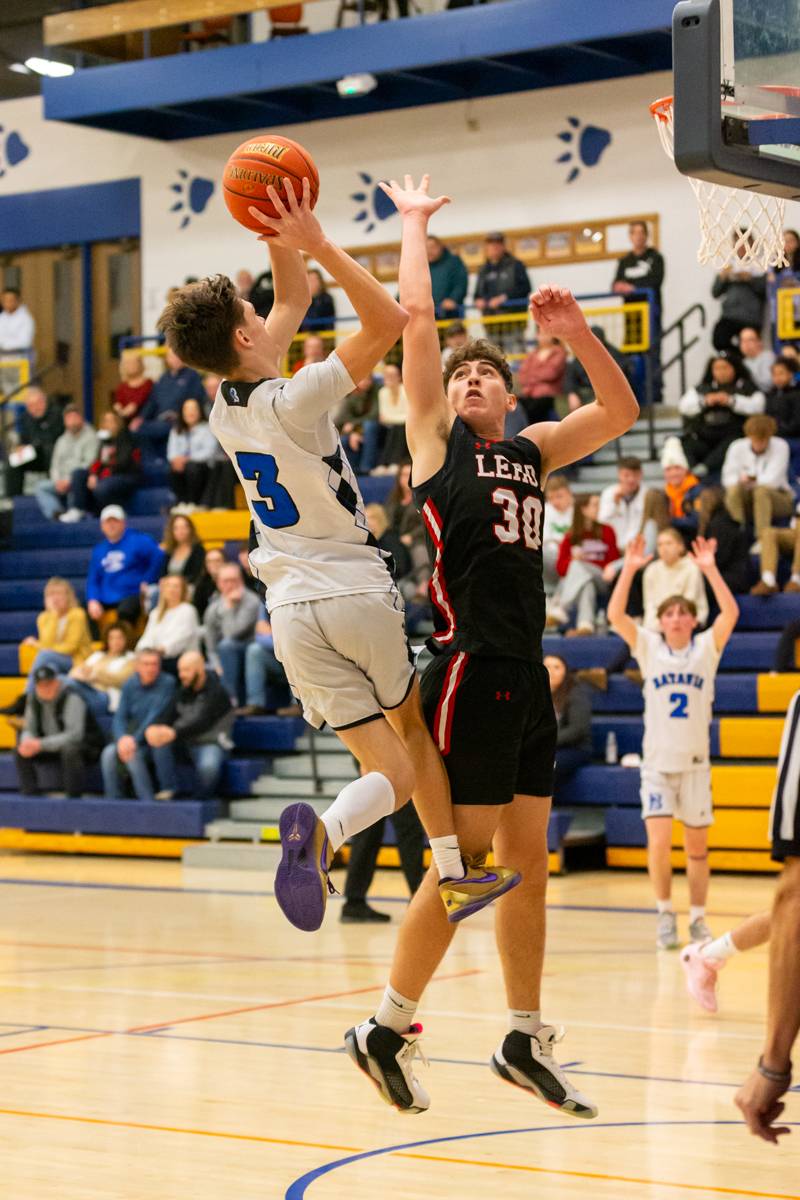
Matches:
[660,302,707,396]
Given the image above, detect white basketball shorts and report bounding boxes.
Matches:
[639,766,713,828]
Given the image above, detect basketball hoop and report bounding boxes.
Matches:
[649,95,787,271]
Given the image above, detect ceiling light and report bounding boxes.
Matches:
[336,73,377,98]
[23,57,75,78]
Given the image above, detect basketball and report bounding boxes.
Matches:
[222,134,319,234]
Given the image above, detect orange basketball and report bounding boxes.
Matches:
[222,134,319,234]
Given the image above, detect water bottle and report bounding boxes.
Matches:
[605,731,618,764]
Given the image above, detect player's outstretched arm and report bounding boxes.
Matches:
[607,534,651,650]
[522,287,639,475]
[380,175,453,480]
[263,229,312,362]
[249,178,407,383]
[688,537,739,651]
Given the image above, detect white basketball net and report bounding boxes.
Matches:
[650,96,787,271]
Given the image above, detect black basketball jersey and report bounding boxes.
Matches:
[412,416,546,661]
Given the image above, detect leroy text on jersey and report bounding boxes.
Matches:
[475,452,539,487]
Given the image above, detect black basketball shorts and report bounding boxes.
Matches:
[420,651,557,806]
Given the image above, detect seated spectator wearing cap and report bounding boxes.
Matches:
[659,436,701,535]
[61,411,141,522]
[202,562,261,704]
[722,414,793,548]
[679,352,765,477]
[551,493,619,635]
[35,405,99,521]
[336,373,379,474]
[67,623,135,717]
[516,327,566,424]
[542,474,574,605]
[441,322,468,370]
[85,507,165,632]
[427,235,468,320]
[167,397,219,513]
[130,346,205,461]
[136,575,200,675]
[765,357,800,439]
[545,654,592,792]
[4,387,63,499]
[158,513,206,593]
[100,648,176,802]
[142,651,233,800]
[235,606,293,716]
[737,327,775,393]
[598,456,668,572]
[21,577,92,690]
[642,527,708,632]
[16,665,105,799]
[112,350,153,425]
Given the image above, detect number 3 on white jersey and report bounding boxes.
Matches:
[492,488,542,550]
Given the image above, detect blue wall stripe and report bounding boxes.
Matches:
[0,179,140,253]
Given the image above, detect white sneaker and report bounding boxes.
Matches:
[344,1018,430,1113]
[688,917,713,944]
[154,789,175,802]
[491,1026,598,1119]
[58,508,85,523]
[656,911,679,950]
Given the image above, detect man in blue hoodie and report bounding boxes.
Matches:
[100,648,176,801]
[85,505,165,628]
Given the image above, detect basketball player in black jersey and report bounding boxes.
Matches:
[345,176,638,1118]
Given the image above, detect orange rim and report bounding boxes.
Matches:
[649,95,673,122]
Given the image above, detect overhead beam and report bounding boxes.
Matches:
[44,0,313,47]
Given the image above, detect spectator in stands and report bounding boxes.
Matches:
[4,387,63,499]
[67,623,135,717]
[542,473,574,602]
[774,617,800,671]
[612,220,665,317]
[551,493,619,635]
[35,405,98,521]
[695,486,751,595]
[711,247,767,351]
[143,650,233,800]
[340,801,426,924]
[235,269,254,300]
[516,327,566,423]
[85,506,165,632]
[765,357,800,439]
[722,414,793,549]
[159,513,206,592]
[112,350,153,424]
[136,575,200,674]
[238,606,293,716]
[679,352,765,477]
[192,547,225,619]
[473,232,530,351]
[642,527,708,631]
[15,664,104,799]
[337,373,379,472]
[751,513,800,596]
[300,268,335,333]
[563,326,628,412]
[248,266,274,319]
[384,460,427,578]
[659,436,701,532]
[373,362,408,473]
[202,562,261,704]
[200,372,239,508]
[0,286,35,359]
[131,347,204,459]
[293,334,326,374]
[427,235,468,319]
[365,502,414,598]
[101,648,176,802]
[440,321,469,369]
[167,397,218,513]
[61,410,140,521]
[22,577,92,686]
[737,327,775,393]
[598,456,668,569]
[545,654,592,792]
[201,371,220,414]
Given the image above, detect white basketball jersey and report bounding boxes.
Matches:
[635,627,721,772]
[209,355,392,611]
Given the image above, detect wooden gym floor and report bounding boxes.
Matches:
[0,851,796,1199]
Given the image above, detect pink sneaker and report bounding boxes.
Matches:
[680,943,724,1013]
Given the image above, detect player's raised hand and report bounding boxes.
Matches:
[379,174,451,220]
[248,177,325,251]
[688,536,718,571]
[623,533,652,572]
[530,286,590,340]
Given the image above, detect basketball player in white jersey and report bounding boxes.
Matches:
[608,534,739,949]
[157,179,518,934]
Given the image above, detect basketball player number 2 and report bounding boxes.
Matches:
[492,488,542,550]
[235,452,299,528]
[669,692,689,719]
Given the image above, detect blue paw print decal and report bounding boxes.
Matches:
[170,170,215,229]
[351,172,397,234]
[0,127,30,178]
[557,117,611,183]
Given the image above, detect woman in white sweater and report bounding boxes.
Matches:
[642,527,708,631]
[136,574,200,673]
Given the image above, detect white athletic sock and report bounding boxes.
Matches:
[429,835,465,881]
[792,573,800,585]
[656,899,674,914]
[700,930,737,961]
[762,570,777,587]
[509,1009,543,1037]
[375,985,418,1034]
[321,772,395,854]
[689,905,706,925]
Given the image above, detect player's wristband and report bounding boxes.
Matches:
[757,1056,792,1085]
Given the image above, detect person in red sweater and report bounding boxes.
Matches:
[113,350,154,424]
[552,492,619,635]
[516,327,567,423]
